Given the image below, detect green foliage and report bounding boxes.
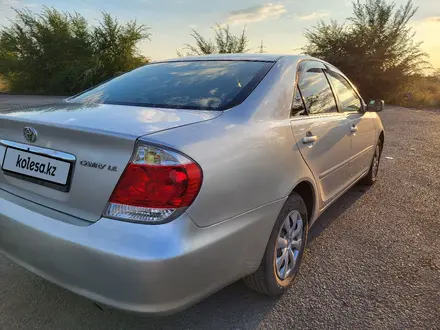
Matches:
[303,0,430,103]
[178,24,249,56]
[0,7,150,95]
[0,74,6,92]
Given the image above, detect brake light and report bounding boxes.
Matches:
[104,144,202,223]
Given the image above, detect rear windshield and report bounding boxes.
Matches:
[69,60,274,110]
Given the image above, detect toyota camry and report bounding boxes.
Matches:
[0,54,384,315]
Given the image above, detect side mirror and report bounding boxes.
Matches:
[366,99,384,112]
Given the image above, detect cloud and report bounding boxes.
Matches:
[0,0,37,8]
[295,12,329,21]
[426,17,440,23]
[0,0,20,4]
[226,3,287,25]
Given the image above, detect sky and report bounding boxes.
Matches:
[1,0,439,68]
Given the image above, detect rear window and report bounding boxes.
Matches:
[69,60,274,110]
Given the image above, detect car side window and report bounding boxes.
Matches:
[298,68,338,115]
[327,71,362,112]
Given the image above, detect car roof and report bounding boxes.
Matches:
[153,54,346,78]
[161,53,311,63]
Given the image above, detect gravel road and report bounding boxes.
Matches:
[0,95,439,329]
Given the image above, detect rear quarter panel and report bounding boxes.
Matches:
[144,57,318,227]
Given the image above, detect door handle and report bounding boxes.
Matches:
[350,125,358,133]
[302,135,318,144]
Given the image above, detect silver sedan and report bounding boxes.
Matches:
[0,54,384,315]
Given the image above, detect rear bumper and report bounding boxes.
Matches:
[0,189,284,314]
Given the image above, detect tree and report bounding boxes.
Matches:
[258,40,267,54]
[303,0,429,102]
[0,7,150,95]
[178,24,249,56]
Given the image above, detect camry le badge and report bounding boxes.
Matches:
[23,126,38,143]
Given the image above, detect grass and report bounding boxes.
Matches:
[396,75,440,109]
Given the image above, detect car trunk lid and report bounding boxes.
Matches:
[0,102,221,222]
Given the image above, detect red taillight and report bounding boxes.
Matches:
[104,144,202,223]
[109,163,202,208]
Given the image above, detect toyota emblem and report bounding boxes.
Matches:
[23,126,38,143]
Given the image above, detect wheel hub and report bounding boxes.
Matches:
[275,210,304,280]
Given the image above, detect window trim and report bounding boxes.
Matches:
[291,85,307,116]
[325,69,365,113]
[291,60,340,117]
[290,59,318,118]
[322,69,342,114]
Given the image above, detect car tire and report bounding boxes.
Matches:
[243,192,308,296]
[360,138,383,186]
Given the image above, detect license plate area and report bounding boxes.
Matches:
[1,140,76,192]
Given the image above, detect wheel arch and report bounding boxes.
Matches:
[379,130,385,149]
[288,179,318,224]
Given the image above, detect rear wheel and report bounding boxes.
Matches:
[360,139,382,186]
[244,193,308,296]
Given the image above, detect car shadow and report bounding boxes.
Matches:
[308,184,370,244]
[100,281,280,329]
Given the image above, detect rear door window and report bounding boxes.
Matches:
[298,68,338,115]
[291,87,307,116]
[70,61,274,110]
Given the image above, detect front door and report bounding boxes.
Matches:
[290,61,353,207]
[325,70,376,179]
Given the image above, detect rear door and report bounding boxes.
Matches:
[325,70,376,179]
[290,61,353,207]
